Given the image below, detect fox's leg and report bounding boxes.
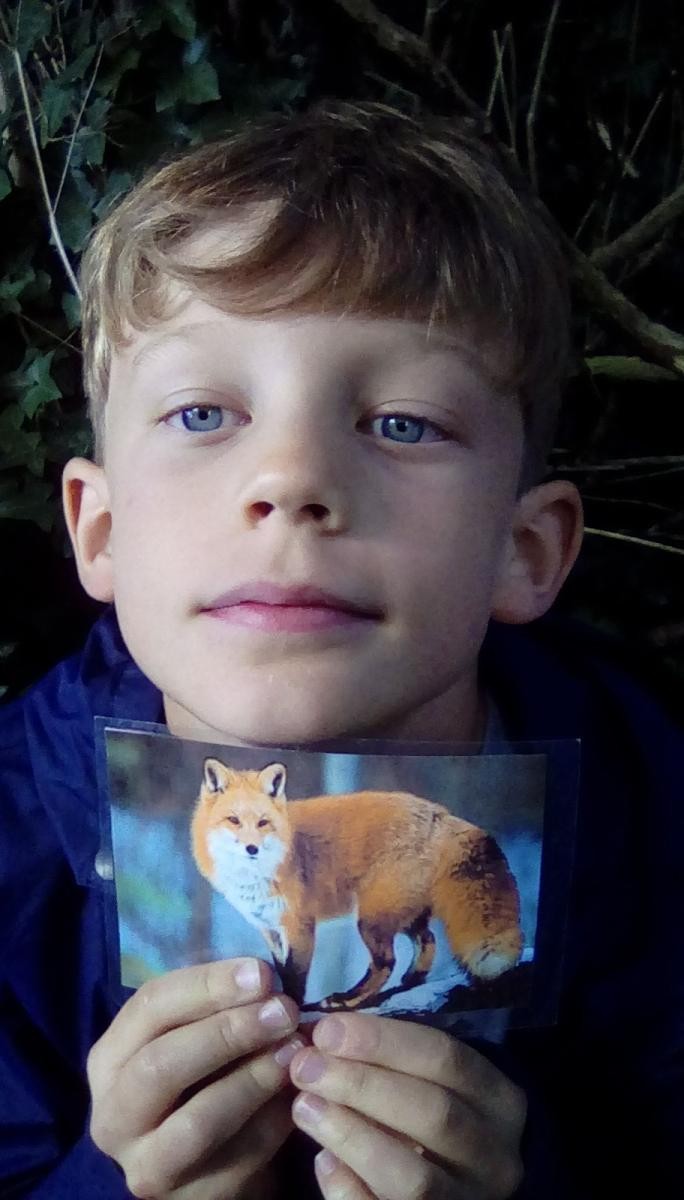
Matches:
[400,908,436,990]
[319,916,396,1011]
[282,917,315,1005]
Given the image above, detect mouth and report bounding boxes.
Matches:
[201,582,383,634]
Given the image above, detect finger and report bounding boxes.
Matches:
[291,1048,497,1180]
[95,994,300,1145]
[292,1095,457,1200]
[313,1013,525,1131]
[89,959,275,1085]
[315,1150,375,1200]
[125,1089,294,1200]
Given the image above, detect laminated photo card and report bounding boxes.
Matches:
[96,720,578,1040]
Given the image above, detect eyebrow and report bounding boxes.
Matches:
[128,317,486,374]
[130,323,228,370]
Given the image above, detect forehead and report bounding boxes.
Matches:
[113,294,511,391]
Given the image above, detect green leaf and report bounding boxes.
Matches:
[62,292,81,329]
[0,267,35,314]
[15,0,53,61]
[21,350,61,418]
[135,4,164,37]
[182,60,220,106]
[56,181,94,252]
[0,477,54,531]
[41,78,74,138]
[0,168,12,202]
[97,45,141,95]
[79,128,106,166]
[163,0,197,41]
[59,45,98,86]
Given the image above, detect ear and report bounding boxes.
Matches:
[203,757,229,794]
[491,480,583,624]
[62,457,114,603]
[259,763,287,798]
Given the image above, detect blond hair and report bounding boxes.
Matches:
[80,100,570,482]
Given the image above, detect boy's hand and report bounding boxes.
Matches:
[289,1013,526,1200]
[87,958,304,1198]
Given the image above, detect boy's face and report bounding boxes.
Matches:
[74,295,533,745]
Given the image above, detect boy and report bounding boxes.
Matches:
[0,102,681,1199]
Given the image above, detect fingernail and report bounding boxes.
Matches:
[274,1037,306,1068]
[316,1149,338,1177]
[293,1049,327,1085]
[315,1016,345,1052]
[293,1092,328,1125]
[259,997,294,1031]
[234,960,261,993]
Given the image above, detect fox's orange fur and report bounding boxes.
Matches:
[191,759,523,1009]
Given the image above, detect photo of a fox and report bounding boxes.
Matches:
[191,759,523,1010]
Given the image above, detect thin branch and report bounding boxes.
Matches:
[488,26,516,154]
[423,0,448,45]
[329,0,486,125]
[624,87,664,176]
[53,42,103,209]
[327,0,684,376]
[555,456,684,469]
[525,0,561,190]
[591,178,684,271]
[584,526,684,557]
[562,230,684,374]
[486,27,507,117]
[584,355,680,382]
[12,46,81,298]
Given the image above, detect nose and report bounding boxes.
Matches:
[238,442,349,534]
[246,844,259,856]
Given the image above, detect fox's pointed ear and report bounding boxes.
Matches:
[62,457,114,602]
[491,479,583,624]
[203,758,229,794]
[260,763,287,798]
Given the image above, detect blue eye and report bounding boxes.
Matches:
[370,415,443,443]
[179,406,223,432]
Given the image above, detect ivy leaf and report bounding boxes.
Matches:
[97,45,141,95]
[41,79,74,140]
[184,60,220,104]
[0,477,54,531]
[163,0,197,42]
[15,0,53,61]
[59,45,99,86]
[78,128,106,166]
[62,292,81,329]
[57,179,95,251]
[157,59,220,110]
[21,350,62,419]
[0,267,35,314]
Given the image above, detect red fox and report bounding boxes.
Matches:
[191,759,523,1010]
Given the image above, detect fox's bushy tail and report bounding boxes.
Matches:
[433,826,523,981]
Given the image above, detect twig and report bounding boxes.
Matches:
[53,42,103,210]
[422,0,447,45]
[488,26,516,153]
[555,456,684,470]
[12,46,81,298]
[584,354,680,382]
[590,178,684,271]
[584,526,684,556]
[624,87,664,177]
[329,0,486,125]
[327,0,684,376]
[526,0,561,190]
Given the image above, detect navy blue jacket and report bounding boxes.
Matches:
[1,607,682,1198]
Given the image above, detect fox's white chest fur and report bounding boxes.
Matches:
[207,828,289,960]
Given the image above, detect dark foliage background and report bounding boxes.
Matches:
[0,0,682,703]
